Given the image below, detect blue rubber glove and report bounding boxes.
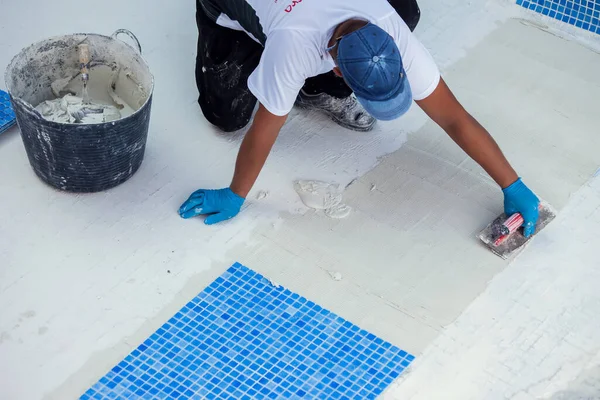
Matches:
[502,178,540,238]
[178,188,245,225]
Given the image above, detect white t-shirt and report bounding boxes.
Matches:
[215,0,441,116]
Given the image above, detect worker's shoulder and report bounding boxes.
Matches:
[265,27,322,54]
[262,28,325,74]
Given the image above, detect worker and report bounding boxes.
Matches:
[179,0,541,237]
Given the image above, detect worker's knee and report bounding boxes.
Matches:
[197,97,253,133]
[212,116,252,133]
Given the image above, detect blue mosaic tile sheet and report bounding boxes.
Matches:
[82,263,414,400]
[517,0,600,34]
[0,90,16,135]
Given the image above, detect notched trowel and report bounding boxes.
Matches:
[478,201,556,259]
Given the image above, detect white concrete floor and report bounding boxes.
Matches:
[385,175,600,400]
[1,0,599,399]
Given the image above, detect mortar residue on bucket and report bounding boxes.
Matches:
[4,32,155,192]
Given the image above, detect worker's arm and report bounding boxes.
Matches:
[416,78,540,236]
[416,78,517,187]
[179,104,287,225]
[230,105,288,197]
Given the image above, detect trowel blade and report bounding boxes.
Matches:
[477,201,557,259]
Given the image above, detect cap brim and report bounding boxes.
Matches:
[355,78,413,121]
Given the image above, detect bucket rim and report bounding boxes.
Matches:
[4,31,155,127]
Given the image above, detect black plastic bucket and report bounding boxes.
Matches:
[4,30,154,192]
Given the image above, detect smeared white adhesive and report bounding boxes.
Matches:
[51,76,73,98]
[35,95,126,124]
[268,278,281,288]
[294,180,342,210]
[294,180,352,219]
[256,191,269,200]
[324,203,352,219]
[328,271,343,281]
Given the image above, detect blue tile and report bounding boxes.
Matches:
[517,0,600,33]
[80,263,413,399]
[0,90,16,135]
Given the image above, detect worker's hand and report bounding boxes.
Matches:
[178,188,245,225]
[502,178,540,238]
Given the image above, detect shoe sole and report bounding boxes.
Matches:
[294,101,376,132]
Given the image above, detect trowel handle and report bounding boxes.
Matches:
[78,44,90,78]
[504,212,524,234]
[494,213,524,246]
[494,201,544,246]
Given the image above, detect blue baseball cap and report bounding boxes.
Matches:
[336,23,412,121]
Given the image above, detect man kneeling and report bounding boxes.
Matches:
[180,0,540,236]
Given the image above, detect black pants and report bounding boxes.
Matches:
[196,0,421,132]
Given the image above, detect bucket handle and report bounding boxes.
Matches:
[111,29,143,54]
